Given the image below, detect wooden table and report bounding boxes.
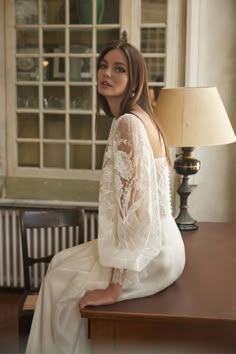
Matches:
[81,222,236,353]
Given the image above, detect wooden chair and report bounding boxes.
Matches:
[18,207,85,353]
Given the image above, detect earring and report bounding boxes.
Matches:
[131,91,135,98]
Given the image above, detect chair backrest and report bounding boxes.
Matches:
[19,208,85,292]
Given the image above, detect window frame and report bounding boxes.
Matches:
[2,0,186,204]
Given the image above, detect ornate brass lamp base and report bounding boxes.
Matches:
[174,147,201,231]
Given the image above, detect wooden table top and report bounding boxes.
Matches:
[81,222,236,322]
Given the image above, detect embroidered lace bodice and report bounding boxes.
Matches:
[98,113,172,273]
[155,158,172,218]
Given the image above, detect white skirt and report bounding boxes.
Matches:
[26,217,185,354]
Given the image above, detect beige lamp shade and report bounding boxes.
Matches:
[154,87,236,147]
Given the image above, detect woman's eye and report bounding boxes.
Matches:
[99,63,106,69]
[115,67,125,73]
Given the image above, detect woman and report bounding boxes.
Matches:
[26,39,185,354]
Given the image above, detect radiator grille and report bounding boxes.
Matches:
[0,208,98,288]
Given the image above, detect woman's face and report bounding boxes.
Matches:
[97,49,129,101]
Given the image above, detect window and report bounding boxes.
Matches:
[13,0,120,181]
[3,0,184,202]
[141,0,167,103]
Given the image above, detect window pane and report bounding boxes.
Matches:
[44,114,65,139]
[141,0,167,23]
[95,144,106,169]
[17,86,39,109]
[17,113,39,138]
[43,30,65,53]
[16,30,39,52]
[69,0,79,24]
[43,57,65,82]
[69,0,104,24]
[70,144,92,169]
[16,57,39,81]
[75,1,92,24]
[70,114,92,140]
[141,28,165,53]
[101,0,119,24]
[70,58,92,82]
[42,57,55,82]
[97,29,120,52]
[69,0,117,24]
[43,86,65,110]
[96,115,112,140]
[145,58,165,82]
[43,143,65,168]
[70,30,92,51]
[46,0,65,24]
[96,0,105,24]
[18,142,40,167]
[70,86,92,110]
[80,58,92,82]
[15,0,39,25]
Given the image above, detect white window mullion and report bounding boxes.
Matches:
[92,1,97,172]
[121,0,140,47]
[39,0,43,168]
[93,0,96,25]
[6,0,18,175]
[165,0,186,87]
[65,0,70,170]
[0,0,6,179]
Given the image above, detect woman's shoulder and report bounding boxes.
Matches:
[115,112,145,133]
[117,112,143,123]
[124,110,166,159]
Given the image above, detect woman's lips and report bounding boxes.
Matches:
[100,80,112,87]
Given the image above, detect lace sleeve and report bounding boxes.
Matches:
[110,268,126,285]
[98,114,162,272]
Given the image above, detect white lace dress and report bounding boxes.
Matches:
[26,113,185,354]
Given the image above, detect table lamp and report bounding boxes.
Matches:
[154,87,236,231]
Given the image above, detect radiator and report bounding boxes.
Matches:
[0,208,98,289]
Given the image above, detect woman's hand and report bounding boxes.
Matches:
[79,283,122,310]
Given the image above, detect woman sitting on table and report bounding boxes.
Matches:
[26,38,185,354]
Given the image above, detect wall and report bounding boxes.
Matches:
[184,0,236,222]
[0,0,6,198]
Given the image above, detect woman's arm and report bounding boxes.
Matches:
[79,268,126,309]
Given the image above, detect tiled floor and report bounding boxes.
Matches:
[0,289,22,354]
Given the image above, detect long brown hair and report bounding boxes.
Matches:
[97,39,170,163]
